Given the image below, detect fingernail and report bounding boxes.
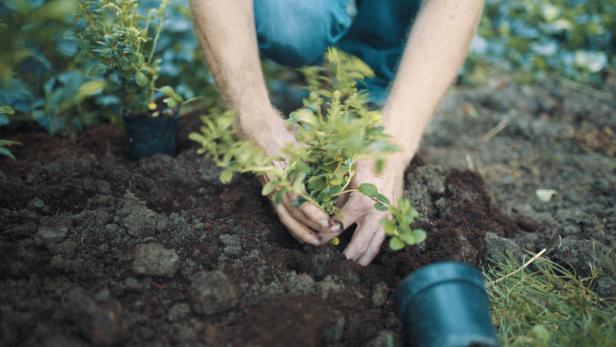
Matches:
[330,224,341,234]
[319,219,330,229]
[329,220,342,233]
[309,237,320,246]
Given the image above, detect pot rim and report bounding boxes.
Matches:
[394,261,486,318]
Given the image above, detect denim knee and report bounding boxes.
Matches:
[254,0,351,67]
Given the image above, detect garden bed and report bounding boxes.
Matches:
[1,76,614,346]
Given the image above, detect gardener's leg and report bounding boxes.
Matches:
[337,0,422,106]
[254,0,352,67]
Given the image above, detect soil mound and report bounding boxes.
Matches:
[0,118,532,346]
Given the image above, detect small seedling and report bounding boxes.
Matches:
[190,48,425,250]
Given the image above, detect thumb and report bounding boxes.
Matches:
[339,193,370,229]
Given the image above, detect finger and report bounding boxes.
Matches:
[357,226,386,266]
[339,193,370,229]
[336,192,350,208]
[281,194,324,232]
[318,223,343,244]
[299,202,336,232]
[344,217,382,262]
[273,203,320,246]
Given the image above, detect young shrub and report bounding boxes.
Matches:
[76,0,183,116]
[190,48,425,251]
[0,0,109,134]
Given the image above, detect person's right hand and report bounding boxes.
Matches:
[237,105,340,246]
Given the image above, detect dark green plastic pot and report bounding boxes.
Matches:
[124,114,179,161]
[394,262,499,347]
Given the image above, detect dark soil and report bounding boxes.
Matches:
[1,76,613,346]
[424,77,616,280]
[1,108,532,346]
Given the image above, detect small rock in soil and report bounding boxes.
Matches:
[36,225,68,243]
[66,289,127,346]
[132,243,180,277]
[371,282,389,307]
[484,232,521,263]
[28,197,45,210]
[309,246,340,280]
[594,276,616,299]
[452,232,479,263]
[319,275,345,299]
[286,271,317,294]
[405,165,447,219]
[189,271,237,315]
[118,192,168,237]
[219,233,242,257]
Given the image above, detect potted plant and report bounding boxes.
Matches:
[394,262,499,347]
[77,0,184,160]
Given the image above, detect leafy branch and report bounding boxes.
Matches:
[190,48,426,250]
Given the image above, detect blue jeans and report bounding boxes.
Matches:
[255,0,422,105]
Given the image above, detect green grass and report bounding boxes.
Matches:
[484,254,616,347]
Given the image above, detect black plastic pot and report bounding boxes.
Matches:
[123,114,179,161]
[394,261,499,347]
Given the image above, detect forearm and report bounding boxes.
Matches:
[189,0,274,129]
[383,0,484,164]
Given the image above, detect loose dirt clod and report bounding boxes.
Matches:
[132,243,180,277]
[189,271,238,315]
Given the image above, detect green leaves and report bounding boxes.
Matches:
[261,181,275,196]
[0,138,20,178]
[358,183,391,212]
[77,0,178,115]
[135,72,149,87]
[389,237,406,251]
[398,229,426,245]
[0,106,15,115]
[358,183,378,197]
[380,197,426,251]
[190,48,428,252]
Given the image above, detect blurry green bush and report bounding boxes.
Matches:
[0,0,106,134]
[465,0,615,84]
[0,0,613,134]
[0,0,216,134]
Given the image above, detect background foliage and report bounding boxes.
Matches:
[0,0,214,134]
[0,0,614,134]
[465,0,616,84]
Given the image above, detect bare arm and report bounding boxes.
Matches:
[189,0,272,139]
[332,0,484,265]
[384,0,484,164]
[189,0,337,245]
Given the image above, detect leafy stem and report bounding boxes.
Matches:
[190,48,427,251]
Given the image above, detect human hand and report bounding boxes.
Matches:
[237,105,340,246]
[320,157,407,265]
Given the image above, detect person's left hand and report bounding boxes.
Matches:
[319,156,407,265]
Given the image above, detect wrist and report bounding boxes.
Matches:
[236,103,280,138]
